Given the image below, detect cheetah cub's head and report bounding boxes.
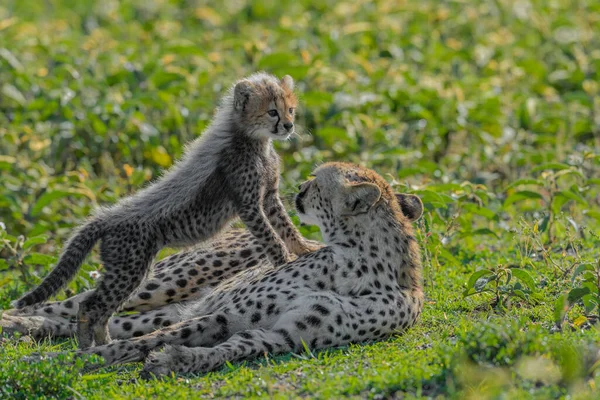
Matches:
[295,162,423,239]
[232,72,298,141]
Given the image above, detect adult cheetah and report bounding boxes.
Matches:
[23,163,425,378]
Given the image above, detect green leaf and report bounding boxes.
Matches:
[23,253,56,266]
[511,268,536,291]
[572,264,595,283]
[415,190,455,209]
[31,189,91,216]
[474,275,495,292]
[584,210,600,221]
[2,83,26,105]
[302,91,334,108]
[586,178,600,186]
[554,190,588,206]
[23,235,48,250]
[531,162,571,173]
[463,269,494,297]
[554,168,584,180]
[554,293,568,325]
[582,294,599,314]
[461,204,498,221]
[258,53,292,69]
[512,289,529,301]
[150,71,184,89]
[318,127,350,146]
[150,146,173,167]
[504,190,545,207]
[536,215,549,233]
[505,179,544,190]
[437,247,460,268]
[567,287,591,304]
[460,228,499,239]
[582,280,599,295]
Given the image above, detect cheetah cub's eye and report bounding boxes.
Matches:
[289,108,295,115]
[267,110,279,117]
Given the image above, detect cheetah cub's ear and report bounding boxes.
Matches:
[395,193,424,222]
[342,182,382,216]
[234,80,254,112]
[281,75,294,90]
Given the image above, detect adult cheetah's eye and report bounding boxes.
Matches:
[289,108,294,114]
[267,109,278,117]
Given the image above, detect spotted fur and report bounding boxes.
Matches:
[2,229,274,340]
[12,73,319,349]
[32,163,425,377]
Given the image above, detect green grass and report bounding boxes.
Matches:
[1,0,600,398]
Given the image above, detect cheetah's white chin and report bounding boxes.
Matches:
[297,212,319,227]
[253,128,292,141]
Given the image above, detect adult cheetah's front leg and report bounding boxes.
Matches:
[142,292,419,377]
[0,304,184,341]
[79,312,242,367]
[142,328,295,377]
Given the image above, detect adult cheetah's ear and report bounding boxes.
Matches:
[395,193,423,222]
[342,183,381,216]
[281,75,294,91]
[234,80,254,112]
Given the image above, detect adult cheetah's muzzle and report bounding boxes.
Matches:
[295,191,306,214]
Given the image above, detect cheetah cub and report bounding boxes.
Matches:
[73,163,424,377]
[13,72,318,349]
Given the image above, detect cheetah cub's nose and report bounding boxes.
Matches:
[283,122,294,132]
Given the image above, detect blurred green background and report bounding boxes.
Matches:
[1,0,600,398]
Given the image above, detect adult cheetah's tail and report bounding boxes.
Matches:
[12,220,106,309]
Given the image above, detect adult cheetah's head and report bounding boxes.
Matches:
[232,72,298,141]
[295,163,423,235]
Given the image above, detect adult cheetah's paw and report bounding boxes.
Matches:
[3,305,38,316]
[141,345,184,378]
[0,314,45,338]
[21,351,62,363]
[294,239,325,255]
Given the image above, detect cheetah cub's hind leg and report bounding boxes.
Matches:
[77,234,158,349]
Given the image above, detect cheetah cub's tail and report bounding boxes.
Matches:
[12,220,106,309]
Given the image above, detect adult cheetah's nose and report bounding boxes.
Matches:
[283,122,293,132]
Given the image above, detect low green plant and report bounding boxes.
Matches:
[0,346,104,400]
[463,265,538,310]
[504,157,600,244]
[555,260,600,328]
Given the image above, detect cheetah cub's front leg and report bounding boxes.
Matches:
[263,182,323,257]
[234,179,291,266]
